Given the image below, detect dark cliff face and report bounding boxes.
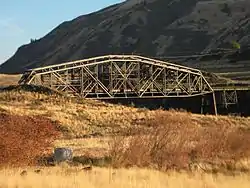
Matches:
[1,0,250,74]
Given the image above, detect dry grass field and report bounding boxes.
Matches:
[1,90,250,167]
[1,74,250,187]
[1,167,250,188]
[0,74,21,86]
[1,90,250,138]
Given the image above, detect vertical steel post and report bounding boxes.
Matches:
[123,61,127,97]
[212,92,218,116]
[50,73,53,88]
[81,68,84,96]
[201,95,204,114]
[95,64,99,97]
[137,62,140,95]
[188,73,191,95]
[163,68,166,95]
[150,64,153,95]
[110,62,113,94]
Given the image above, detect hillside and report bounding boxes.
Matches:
[1,87,250,187]
[1,89,250,170]
[0,0,250,81]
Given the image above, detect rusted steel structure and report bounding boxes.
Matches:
[18,55,217,114]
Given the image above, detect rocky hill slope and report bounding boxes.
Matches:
[1,0,250,80]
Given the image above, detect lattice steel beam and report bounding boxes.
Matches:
[221,90,238,109]
[19,55,214,97]
[18,55,218,114]
[19,55,218,114]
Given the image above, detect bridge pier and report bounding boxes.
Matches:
[211,89,242,116]
[221,90,238,109]
[212,92,218,116]
[201,96,204,114]
[200,92,217,116]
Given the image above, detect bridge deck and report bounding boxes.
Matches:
[212,85,250,91]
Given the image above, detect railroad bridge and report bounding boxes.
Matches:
[19,55,240,115]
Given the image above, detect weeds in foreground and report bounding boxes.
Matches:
[1,167,250,188]
[110,110,250,172]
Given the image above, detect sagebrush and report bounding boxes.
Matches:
[110,110,250,172]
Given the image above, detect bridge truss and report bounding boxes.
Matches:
[19,55,217,113]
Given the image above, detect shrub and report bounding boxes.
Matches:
[110,110,250,171]
[110,110,199,171]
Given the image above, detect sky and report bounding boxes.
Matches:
[0,0,124,64]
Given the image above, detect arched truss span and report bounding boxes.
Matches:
[19,55,214,99]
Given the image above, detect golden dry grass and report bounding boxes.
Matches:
[0,74,21,86]
[1,90,250,159]
[1,90,250,172]
[1,167,250,188]
[0,91,153,137]
[1,90,250,138]
[1,90,250,185]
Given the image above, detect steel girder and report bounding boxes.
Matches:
[221,90,238,109]
[19,55,214,99]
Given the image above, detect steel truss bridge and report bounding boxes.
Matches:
[18,55,218,114]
